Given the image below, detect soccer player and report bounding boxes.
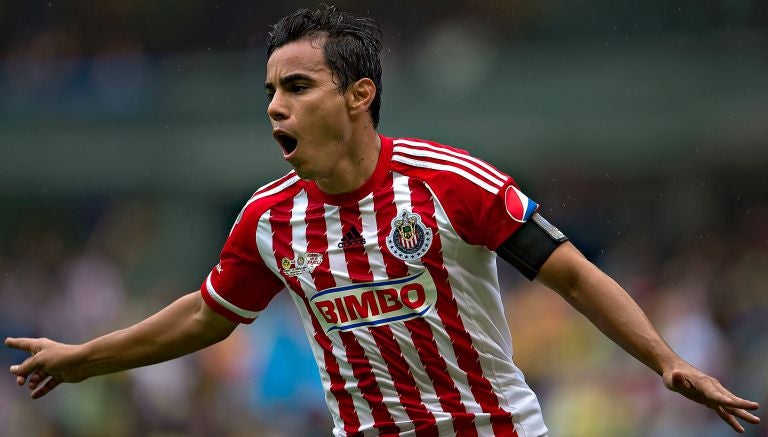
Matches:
[5,6,761,436]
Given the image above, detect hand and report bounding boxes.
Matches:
[663,364,761,433]
[5,337,85,399]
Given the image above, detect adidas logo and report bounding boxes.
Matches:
[338,226,367,248]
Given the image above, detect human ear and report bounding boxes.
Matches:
[346,78,376,117]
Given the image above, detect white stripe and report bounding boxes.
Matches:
[393,139,508,182]
[282,193,346,433]
[245,174,301,209]
[205,273,262,319]
[323,202,377,432]
[392,155,500,195]
[390,173,457,436]
[391,172,426,272]
[357,194,415,431]
[289,291,343,430]
[428,190,548,433]
[254,170,297,193]
[359,194,386,282]
[393,145,506,188]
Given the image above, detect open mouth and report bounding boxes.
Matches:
[273,131,298,157]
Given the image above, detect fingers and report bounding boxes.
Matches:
[705,380,761,432]
[730,407,762,425]
[5,337,38,353]
[27,371,48,390]
[711,382,760,410]
[665,367,762,433]
[716,406,745,433]
[6,337,65,399]
[30,374,57,399]
[12,368,61,399]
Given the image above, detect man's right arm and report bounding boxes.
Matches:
[6,290,237,399]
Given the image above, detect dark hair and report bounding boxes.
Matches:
[267,5,383,128]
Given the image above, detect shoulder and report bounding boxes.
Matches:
[388,136,511,195]
[234,171,304,230]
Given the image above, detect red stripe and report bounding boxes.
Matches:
[267,199,303,300]
[405,318,477,436]
[392,144,506,186]
[378,173,475,434]
[339,204,374,283]
[392,150,502,190]
[372,173,409,278]
[338,203,399,435]
[371,176,440,436]
[393,140,508,182]
[408,178,518,437]
[271,196,361,435]
[369,327,439,436]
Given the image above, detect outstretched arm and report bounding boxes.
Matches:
[536,242,760,433]
[6,290,237,399]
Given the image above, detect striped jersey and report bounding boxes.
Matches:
[201,135,548,437]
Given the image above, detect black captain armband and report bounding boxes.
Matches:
[496,213,569,280]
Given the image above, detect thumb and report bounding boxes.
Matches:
[665,370,691,391]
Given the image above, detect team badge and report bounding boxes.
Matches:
[281,252,323,277]
[386,210,433,261]
[504,185,538,223]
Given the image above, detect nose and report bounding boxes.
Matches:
[267,90,288,122]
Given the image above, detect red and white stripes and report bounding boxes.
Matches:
[250,171,531,436]
[391,139,509,195]
[204,136,550,436]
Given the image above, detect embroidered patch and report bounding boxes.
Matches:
[281,252,323,277]
[386,210,433,261]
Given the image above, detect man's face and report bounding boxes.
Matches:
[265,37,352,181]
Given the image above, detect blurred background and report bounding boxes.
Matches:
[1,1,767,436]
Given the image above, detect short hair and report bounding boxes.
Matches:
[267,5,383,128]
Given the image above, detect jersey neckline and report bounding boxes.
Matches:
[304,134,393,206]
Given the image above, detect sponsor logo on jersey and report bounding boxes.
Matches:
[504,185,538,223]
[386,210,433,261]
[338,226,366,249]
[310,271,437,332]
[281,252,323,277]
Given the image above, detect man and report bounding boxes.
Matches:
[6,6,761,436]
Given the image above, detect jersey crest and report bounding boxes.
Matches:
[386,210,433,261]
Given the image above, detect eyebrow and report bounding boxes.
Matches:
[264,73,314,91]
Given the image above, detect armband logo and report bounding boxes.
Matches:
[505,185,538,223]
[386,210,433,261]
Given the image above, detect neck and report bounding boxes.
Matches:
[314,125,381,195]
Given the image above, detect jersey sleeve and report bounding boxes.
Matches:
[448,178,539,251]
[423,149,539,251]
[200,202,285,324]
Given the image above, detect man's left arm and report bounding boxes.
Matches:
[535,242,761,433]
